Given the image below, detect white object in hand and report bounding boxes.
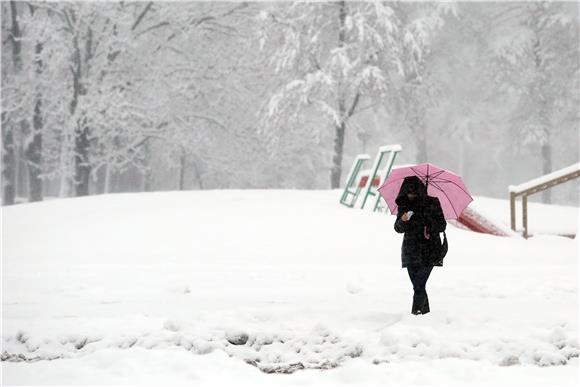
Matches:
[407,211,414,219]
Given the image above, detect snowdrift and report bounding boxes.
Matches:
[2,190,578,386]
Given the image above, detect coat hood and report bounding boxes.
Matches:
[395,175,428,206]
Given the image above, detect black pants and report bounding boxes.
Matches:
[407,265,434,314]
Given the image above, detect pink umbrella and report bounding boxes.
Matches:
[377,163,473,220]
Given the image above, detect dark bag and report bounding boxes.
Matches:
[432,231,448,266]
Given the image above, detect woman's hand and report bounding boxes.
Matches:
[395,210,411,233]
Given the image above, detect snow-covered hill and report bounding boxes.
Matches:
[2,190,578,386]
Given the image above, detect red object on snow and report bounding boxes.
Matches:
[455,207,510,237]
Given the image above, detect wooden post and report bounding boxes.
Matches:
[522,195,528,239]
[510,191,516,232]
[509,163,579,239]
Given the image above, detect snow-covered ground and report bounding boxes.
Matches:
[2,190,579,386]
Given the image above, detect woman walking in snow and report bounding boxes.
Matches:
[394,176,447,315]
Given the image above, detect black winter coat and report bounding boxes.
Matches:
[394,176,447,268]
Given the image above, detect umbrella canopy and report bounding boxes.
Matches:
[378,163,473,220]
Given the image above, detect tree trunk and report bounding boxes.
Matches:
[111,171,119,193]
[16,136,28,198]
[58,174,69,198]
[58,132,71,198]
[74,123,91,196]
[532,32,552,204]
[1,112,16,205]
[330,1,348,189]
[192,159,204,190]
[2,1,22,205]
[69,31,91,197]
[143,169,153,192]
[331,121,346,189]
[541,133,552,204]
[26,40,44,202]
[179,150,186,191]
[26,97,43,201]
[104,163,112,194]
[141,138,153,192]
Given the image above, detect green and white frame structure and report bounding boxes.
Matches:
[340,144,402,212]
[339,153,371,208]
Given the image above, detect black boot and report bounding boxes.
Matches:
[411,294,424,315]
[421,294,430,314]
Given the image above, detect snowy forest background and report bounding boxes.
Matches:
[1,1,579,206]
